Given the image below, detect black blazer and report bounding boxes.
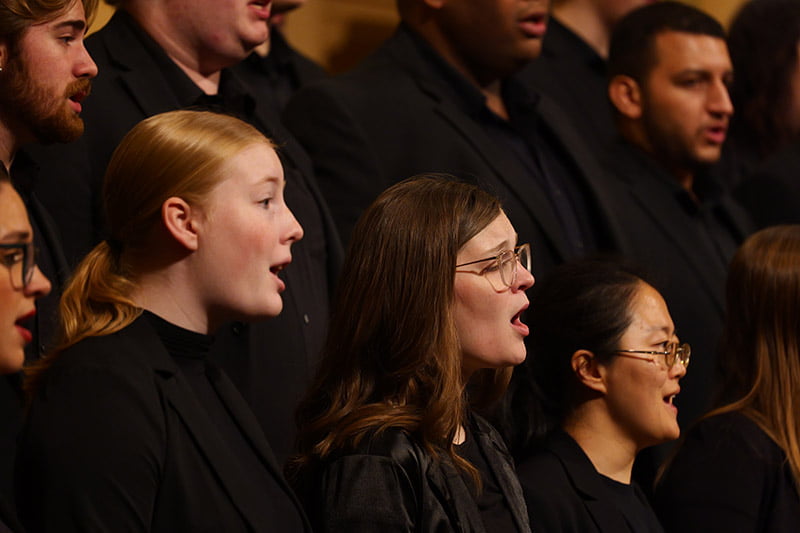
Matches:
[24,9,343,463]
[283,25,626,276]
[16,316,311,533]
[601,142,752,428]
[297,415,530,533]
[518,431,661,532]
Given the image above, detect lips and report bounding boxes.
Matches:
[15,309,36,345]
[248,0,272,20]
[269,256,291,292]
[519,12,548,38]
[66,79,92,114]
[663,389,680,413]
[511,302,530,337]
[704,123,728,145]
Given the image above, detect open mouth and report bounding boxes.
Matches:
[519,12,548,37]
[248,0,272,19]
[15,310,35,344]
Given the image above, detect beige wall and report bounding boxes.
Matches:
[92,0,748,73]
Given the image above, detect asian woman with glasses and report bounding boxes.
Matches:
[289,175,535,532]
[655,226,800,532]
[505,258,687,532]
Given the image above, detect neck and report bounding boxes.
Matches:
[0,117,24,171]
[553,2,612,58]
[563,405,638,483]
[130,263,214,335]
[124,6,222,95]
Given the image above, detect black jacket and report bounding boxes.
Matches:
[16,316,311,532]
[297,415,531,532]
[518,431,662,532]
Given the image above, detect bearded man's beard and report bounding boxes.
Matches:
[0,56,91,145]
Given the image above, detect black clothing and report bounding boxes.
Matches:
[296,414,531,532]
[456,420,518,532]
[733,140,800,229]
[0,497,22,533]
[23,9,343,464]
[0,154,71,505]
[233,28,327,117]
[283,24,626,276]
[602,140,752,428]
[516,18,616,156]
[518,431,663,533]
[655,411,800,532]
[16,315,311,532]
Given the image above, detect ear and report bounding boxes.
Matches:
[162,196,200,251]
[571,349,608,395]
[608,74,643,120]
[0,39,8,71]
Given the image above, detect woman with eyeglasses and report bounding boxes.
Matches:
[0,169,51,533]
[15,110,311,532]
[506,258,687,532]
[288,175,535,532]
[654,226,800,532]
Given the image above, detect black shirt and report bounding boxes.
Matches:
[146,311,305,533]
[405,25,604,257]
[600,474,663,533]
[517,17,617,155]
[456,419,519,533]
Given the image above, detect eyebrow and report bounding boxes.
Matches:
[0,230,32,241]
[53,19,87,34]
[487,234,518,254]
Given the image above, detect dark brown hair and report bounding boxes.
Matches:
[291,175,507,477]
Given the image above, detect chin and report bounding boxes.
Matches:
[0,350,25,375]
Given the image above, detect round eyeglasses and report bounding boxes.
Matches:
[455,243,532,290]
[0,242,37,290]
[615,342,691,370]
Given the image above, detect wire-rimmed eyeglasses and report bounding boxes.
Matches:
[615,342,691,370]
[0,242,36,290]
[455,243,531,290]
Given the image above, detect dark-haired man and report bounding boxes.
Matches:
[604,1,752,433]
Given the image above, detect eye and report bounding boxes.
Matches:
[260,197,272,208]
[58,35,76,44]
[0,250,23,267]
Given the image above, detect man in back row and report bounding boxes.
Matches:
[603,1,752,443]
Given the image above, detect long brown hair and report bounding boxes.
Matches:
[709,225,800,487]
[291,175,508,477]
[25,110,273,394]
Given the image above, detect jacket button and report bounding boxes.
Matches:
[231,322,244,335]
[303,314,310,324]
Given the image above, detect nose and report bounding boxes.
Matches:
[708,78,733,117]
[514,263,535,292]
[283,206,304,244]
[75,41,98,79]
[24,266,51,299]
[670,355,688,380]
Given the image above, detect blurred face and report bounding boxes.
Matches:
[0,0,97,145]
[638,31,734,174]
[438,0,549,82]
[601,283,686,450]
[194,143,303,329]
[0,182,51,373]
[167,0,272,64]
[454,212,535,377]
[787,41,800,135]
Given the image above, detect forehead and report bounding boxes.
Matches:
[625,283,673,335]
[214,142,283,187]
[650,30,732,75]
[0,183,33,240]
[458,212,514,257]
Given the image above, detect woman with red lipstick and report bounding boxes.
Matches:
[289,175,535,532]
[0,169,51,533]
[15,110,311,532]
[510,259,686,532]
[655,226,800,532]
